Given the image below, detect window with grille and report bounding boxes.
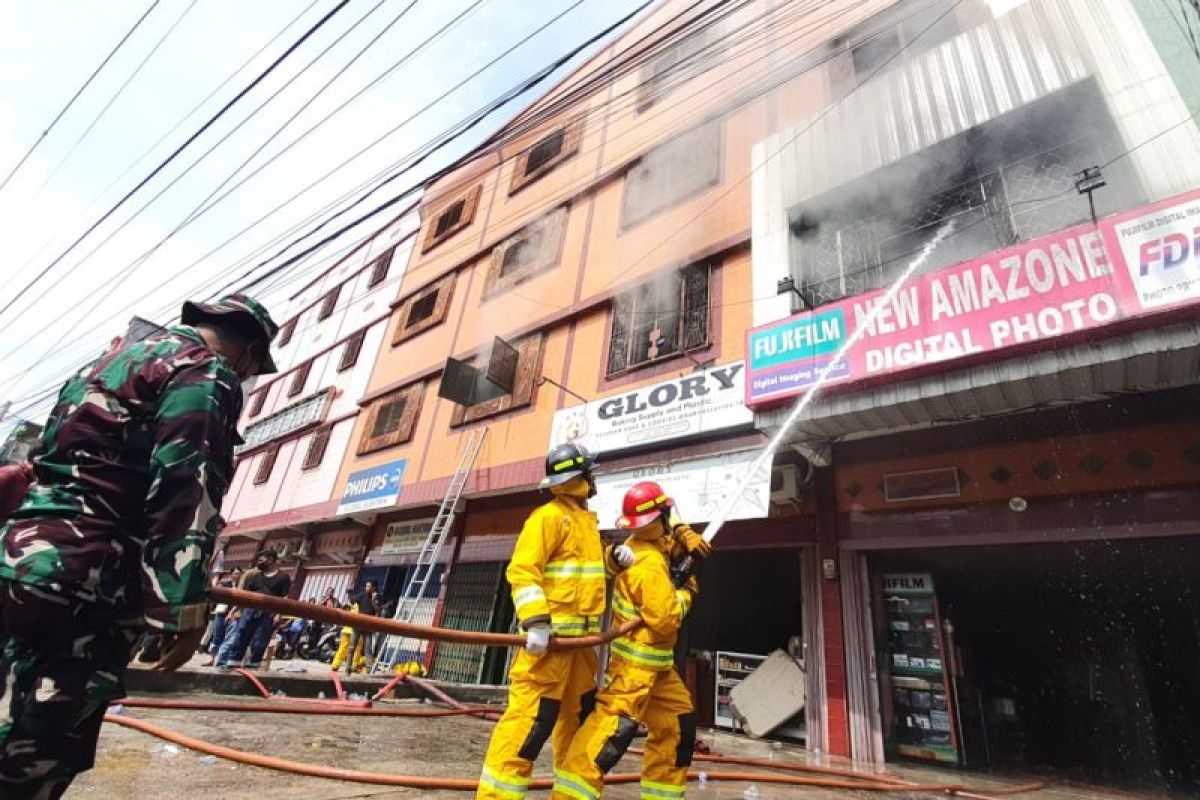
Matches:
[421,185,481,252]
[358,383,423,454]
[239,388,331,452]
[278,319,296,346]
[606,263,710,376]
[509,123,582,194]
[253,444,280,485]
[393,272,455,345]
[318,286,340,320]
[338,330,366,372]
[526,130,564,174]
[367,247,395,287]
[249,390,268,417]
[301,426,332,470]
[621,121,721,228]
[288,361,312,397]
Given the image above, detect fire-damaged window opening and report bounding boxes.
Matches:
[837,0,962,90]
[421,184,481,252]
[358,383,422,455]
[621,120,722,228]
[486,207,569,296]
[367,247,395,287]
[393,272,456,345]
[638,23,717,111]
[253,444,280,485]
[301,426,331,470]
[288,361,312,397]
[450,333,545,426]
[787,79,1137,308]
[606,262,710,377]
[318,285,340,320]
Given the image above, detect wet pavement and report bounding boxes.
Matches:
[72,692,1173,799]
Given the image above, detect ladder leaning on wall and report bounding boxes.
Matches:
[372,427,488,673]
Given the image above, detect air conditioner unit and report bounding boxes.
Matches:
[771,464,801,503]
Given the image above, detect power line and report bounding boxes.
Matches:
[28,0,201,203]
[0,0,353,323]
[0,0,161,195]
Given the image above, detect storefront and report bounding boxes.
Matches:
[294,527,367,602]
[834,397,1200,791]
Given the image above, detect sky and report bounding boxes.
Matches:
[0,0,647,434]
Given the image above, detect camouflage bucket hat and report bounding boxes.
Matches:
[181,293,279,375]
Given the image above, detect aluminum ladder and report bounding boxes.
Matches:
[372,427,488,673]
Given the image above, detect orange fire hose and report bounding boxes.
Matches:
[105,711,1041,794]
[210,587,641,649]
[117,697,490,717]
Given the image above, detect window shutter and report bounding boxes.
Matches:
[249,390,268,417]
[339,330,366,371]
[459,335,544,425]
[368,248,394,287]
[302,427,332,470]
[254,445,280,485]
[288,361,312,397]
[681,263,711,350]
[318,285,340,320]
[279,319,296,346]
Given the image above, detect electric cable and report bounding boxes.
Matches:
[0,0,161,195]
[28,0,201,203]
[0,0,354,323]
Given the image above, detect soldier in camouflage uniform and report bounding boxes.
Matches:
[0,294,277,799]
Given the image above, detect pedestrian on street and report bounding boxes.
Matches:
[551,481,709,800]
[0,293,278,799]
[214,549,292,670]
[477,443,632,800]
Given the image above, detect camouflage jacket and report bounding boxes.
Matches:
[0,326,243,632]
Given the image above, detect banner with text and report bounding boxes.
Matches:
[549,361,752,455]
[592,449,770,528]
[746,189,1200,406]
[337,459,407,515]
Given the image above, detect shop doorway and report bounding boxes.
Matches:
[869,537,1200,792]
[430,561,515,685]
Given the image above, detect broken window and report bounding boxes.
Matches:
[607,263,710,376]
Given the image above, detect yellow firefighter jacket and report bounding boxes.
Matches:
[608,529,695,671]
[507,494,606,637]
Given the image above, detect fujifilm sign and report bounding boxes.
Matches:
[549,361,752,455]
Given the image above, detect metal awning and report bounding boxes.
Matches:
[756,322,1200,444]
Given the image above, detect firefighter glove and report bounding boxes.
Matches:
[673,523,712,559]
[524,624,552,656]
[608,543,635,570]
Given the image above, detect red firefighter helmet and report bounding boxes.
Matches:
[617,481,673,530]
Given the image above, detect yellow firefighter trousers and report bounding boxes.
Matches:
[477,647,599,799]
[330,630,365,672]
[551,659,695,800]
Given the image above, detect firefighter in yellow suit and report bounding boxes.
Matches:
[551,481,711,800]
[330,599,364,672]
[478,443,630,799]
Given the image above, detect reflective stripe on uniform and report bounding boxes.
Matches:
[612,594,639,619]
[513,585,546,612]
[640,778,686,799]
[552,768,599,800]
[544,560,606,580]
[674,590,691,617]
[479,765,530,798]
[611,637,674,668]
[551,615,602,636]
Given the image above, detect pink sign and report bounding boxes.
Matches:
[746,188,1200,407]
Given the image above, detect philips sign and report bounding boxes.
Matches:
[337,459,407,514]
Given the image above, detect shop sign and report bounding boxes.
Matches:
[746,188,1200,407]
[883,573,934,595]
[549,361,752,455]
[337,458,407,514]
[591,449,770,528]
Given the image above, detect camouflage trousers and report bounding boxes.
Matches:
[0,580,140,799]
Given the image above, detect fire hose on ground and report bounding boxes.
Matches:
[105,590,1049,797]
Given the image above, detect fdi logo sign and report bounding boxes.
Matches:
[1112,193,1200,310]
